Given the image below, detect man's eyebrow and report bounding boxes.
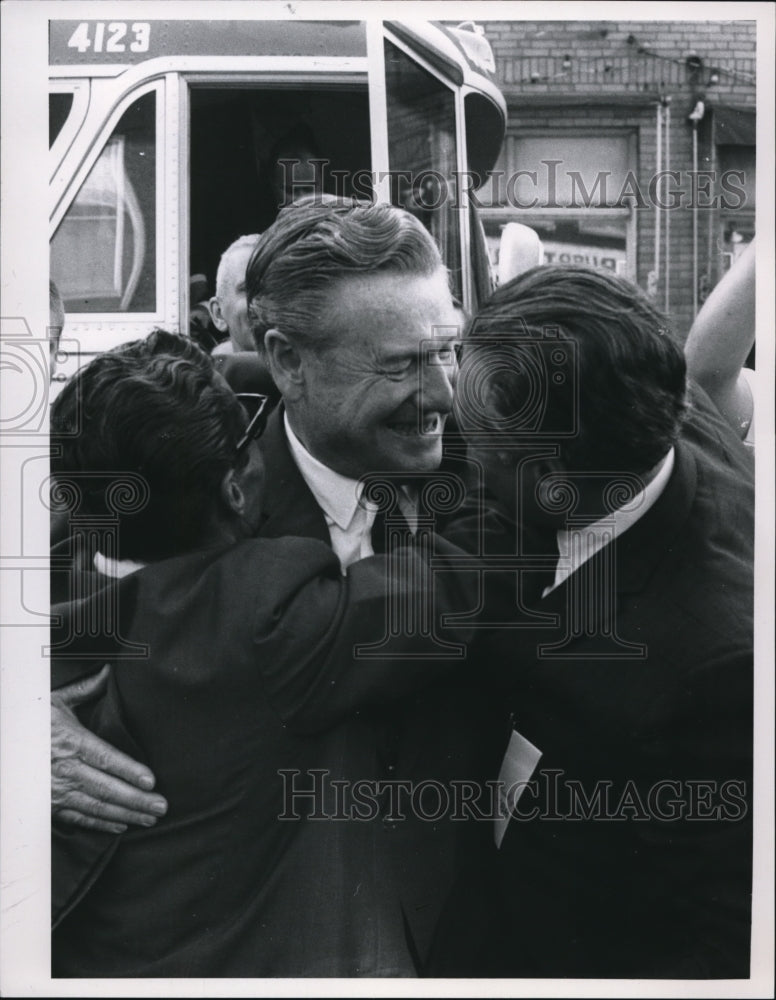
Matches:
[378,347,417,365]
[378,339,459,365]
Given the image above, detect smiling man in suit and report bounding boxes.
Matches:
[50,327,489,977]
[50,201,494,975]
[244,200,499,970]
[245,199,461,559]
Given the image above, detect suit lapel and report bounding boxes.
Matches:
[614,439,697,594]
[538,441,698,650]
[256,405,332,545]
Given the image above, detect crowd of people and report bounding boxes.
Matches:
[49,199,755,979]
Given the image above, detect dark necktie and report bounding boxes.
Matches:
[369,488,417,787]
[370,491,415,554]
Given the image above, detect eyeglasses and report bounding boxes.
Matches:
[235,393,270,458]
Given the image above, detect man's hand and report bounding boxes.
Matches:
[52,665,168,834]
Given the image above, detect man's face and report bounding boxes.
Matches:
[212,245,255,352]
[289,269,461,479]
[455,358,561,528]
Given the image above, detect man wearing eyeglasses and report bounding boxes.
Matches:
[50,329,482,976]
[50,202,497,975]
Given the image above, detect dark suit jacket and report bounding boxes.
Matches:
[52,409,486,976]
[52,534,484,977]
[432,384,754,978]
[251,407,501,968]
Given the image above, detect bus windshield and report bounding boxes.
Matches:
[385,38,462,300]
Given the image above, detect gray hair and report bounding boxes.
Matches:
[215,234,261,299]
[246,200,444,350]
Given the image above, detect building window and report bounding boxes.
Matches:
[476,130,636,282]
[717,144,755,272]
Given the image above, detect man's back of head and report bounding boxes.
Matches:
[51,330,258,562]
[460,265,688,479]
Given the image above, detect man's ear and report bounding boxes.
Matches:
[264,329,305,400]
[220,468,246,516]
[208,297,228,334]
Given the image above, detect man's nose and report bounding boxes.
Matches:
[421,351,457,412]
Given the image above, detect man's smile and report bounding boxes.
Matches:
[386,413,444,436]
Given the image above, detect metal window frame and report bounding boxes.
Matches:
[382,25,474,312]
[178,65,370,330]
[50,78,165,359]
[50,56,369,360]
[49,80,90,177]
[479,127,638,281]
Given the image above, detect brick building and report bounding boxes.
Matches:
[475,19,756,340]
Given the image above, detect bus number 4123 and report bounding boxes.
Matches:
[67,22,151,55]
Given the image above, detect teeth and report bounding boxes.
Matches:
[388,416,440,436]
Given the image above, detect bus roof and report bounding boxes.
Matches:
[49,20,367,65]
[49,18,500,98]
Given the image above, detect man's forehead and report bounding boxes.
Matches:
[325,270,456,320]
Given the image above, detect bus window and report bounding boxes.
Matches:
[384,39,461,299]
[50,90,156,313]
[189,87,371,288]
[49,93,73,147]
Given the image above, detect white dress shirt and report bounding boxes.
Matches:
[543,447,675,596]
[284,414,416,571]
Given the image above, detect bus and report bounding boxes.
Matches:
[48,16,508,386]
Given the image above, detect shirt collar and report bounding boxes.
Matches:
[94,550,146,579]
[284,413,368,531]
[553,447,675,587]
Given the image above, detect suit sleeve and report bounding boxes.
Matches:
[253,537,482,733]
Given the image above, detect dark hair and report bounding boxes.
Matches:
[464,265,688,475]
[246,199,444,351]
[51,330,248,561]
